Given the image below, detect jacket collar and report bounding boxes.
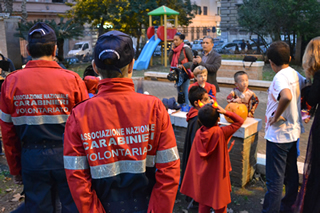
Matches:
[97,78,135,93]
[24,60,62,69]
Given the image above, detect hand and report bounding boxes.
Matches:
[304,117,310,123]
[171,44,175,50]
[216,104,226,114]
[177,64,183,69]
[269,116,286,126]
[192,58,198,65]
[13,175,23,185]
[232,98,242,104]
[195,55,202,64]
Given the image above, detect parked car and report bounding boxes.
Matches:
[191,39,203,53]
[215,42,239,54]
[250,42,268,54]
[184,40,192,48]
[214,40,224,47]
[68,41,93,60]
[213,42,224,52]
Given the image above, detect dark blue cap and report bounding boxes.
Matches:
[94,31,134,70]
[28,22,57,44]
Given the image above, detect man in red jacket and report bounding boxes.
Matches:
[0,22,88,212]
[63,30,180,213]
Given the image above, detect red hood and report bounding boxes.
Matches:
[195,125,220,158]
[186,107,198,122]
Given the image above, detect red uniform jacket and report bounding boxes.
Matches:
[63,78,180,213]
[0,60,88,175]
[188,82,217,97]
[180,111,243,209]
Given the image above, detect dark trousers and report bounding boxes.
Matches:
[262,140,299,213]
[22,168,77,213]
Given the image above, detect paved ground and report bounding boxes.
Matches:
[133,79,311,164]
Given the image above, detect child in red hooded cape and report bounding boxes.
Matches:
[180,103,244,213]
[181,86,211,185]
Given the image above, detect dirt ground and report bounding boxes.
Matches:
[0,155,24,213]
[173,176,266,213]
[0,152,266,213]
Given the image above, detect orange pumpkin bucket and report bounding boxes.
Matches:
[224,103,248,123]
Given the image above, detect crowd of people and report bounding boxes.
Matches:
[0,21,319,213]
[169,33,221,106]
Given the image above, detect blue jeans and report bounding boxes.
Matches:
[262,140,299,213]
[177,79,190,105]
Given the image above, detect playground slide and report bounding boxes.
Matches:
[133,35,161,70]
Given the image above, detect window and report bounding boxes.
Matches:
[217,7,220,15]
[52,0,67,2]
[83,43,89,50]
[195,6,201,15]
[203,27,207,36]
[196,27,200,39]
[203,6,208,15]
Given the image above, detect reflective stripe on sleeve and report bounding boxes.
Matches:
[155,146,179,164]
[64,156,89,170]
[90,160,146,179]
[12,114,69,125]
[146,155,155,167]
[0,110,12,123]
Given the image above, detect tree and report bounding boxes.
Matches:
[156,0,198,26]
[21,0,27,23]
[3,0,12,15]
[66,0,198,57]
[16,18,84,60]
[120,0,158,57]
[238,0,320,58]
[65,0,127,37]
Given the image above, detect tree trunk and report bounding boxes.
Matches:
[295,35,302,64]
[136,34,141,59]
[4,0,12,15]
[57,38,64,61]
[21,0,27,23]
[98,18,105,37]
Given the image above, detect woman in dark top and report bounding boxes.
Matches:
[295,37,320,213]
[169,33,193,105]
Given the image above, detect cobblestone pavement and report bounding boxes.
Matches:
[133,79,311,163]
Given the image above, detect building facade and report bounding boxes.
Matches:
[219,0,248,42]
[179,0,221,42]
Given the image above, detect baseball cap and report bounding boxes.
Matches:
[28,22,57,44]
[94,31,134,72]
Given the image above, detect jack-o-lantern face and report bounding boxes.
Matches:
[224,103,248,123]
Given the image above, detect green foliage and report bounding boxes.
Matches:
[16,18,84,60]
[238,0,320,43]
[156,0,198,26]
[16,17,84,41]
[65,0,127,36]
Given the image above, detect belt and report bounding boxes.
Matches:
[22,140,63,149]
[105,196,149,213]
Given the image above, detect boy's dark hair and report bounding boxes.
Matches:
[198,104,220,128]
[175,32,185,40]
[234,71,248,82]
[267,41,290,66]
[83,65,99,79]
[188,86,207,107]
[27,32,55,58]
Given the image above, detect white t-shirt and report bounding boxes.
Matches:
[265,66,306,143]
